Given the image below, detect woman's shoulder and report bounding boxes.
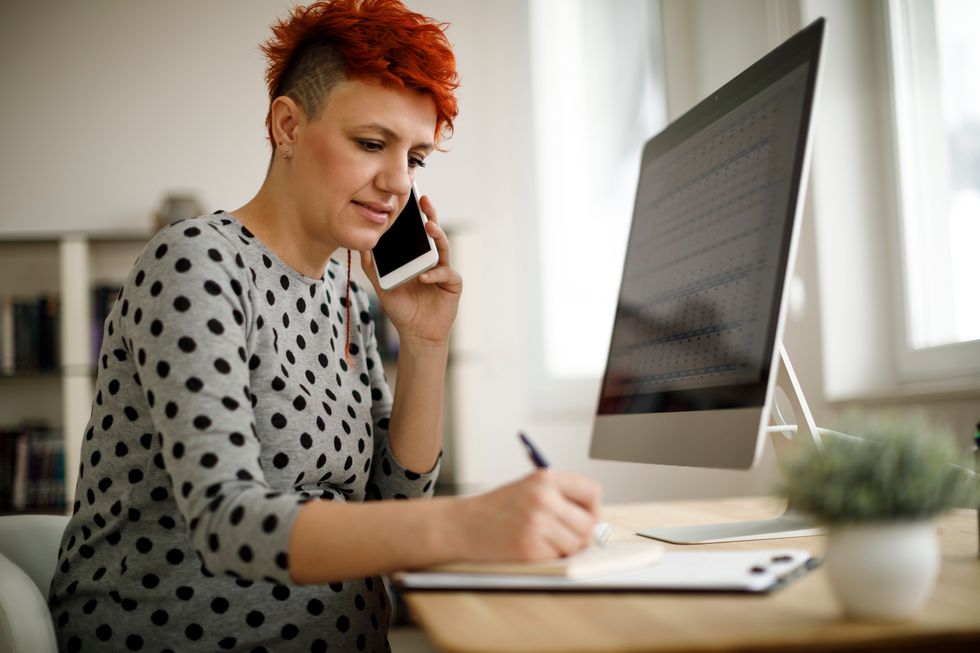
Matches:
[147,212,247,250]
[137,213,252,272]
[119,213,256,302]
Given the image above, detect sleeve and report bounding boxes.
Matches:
[119,222,302,584]
[351,288,442,502]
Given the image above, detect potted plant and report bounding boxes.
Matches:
[778,413,977,621]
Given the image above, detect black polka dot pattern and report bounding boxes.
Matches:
[50,214,439,652]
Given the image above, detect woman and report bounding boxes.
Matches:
[49,1,601,651]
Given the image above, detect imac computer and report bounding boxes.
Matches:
[589,19,826,544]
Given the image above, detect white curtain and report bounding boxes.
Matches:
[529,0,667,378]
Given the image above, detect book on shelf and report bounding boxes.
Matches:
[0,296,13,375]
[0,422,65,512]
[0,292,60,375]
[0,285,121,375]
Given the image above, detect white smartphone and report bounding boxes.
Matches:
[373,184,439,290]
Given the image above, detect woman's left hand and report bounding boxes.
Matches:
[360,195,462,350]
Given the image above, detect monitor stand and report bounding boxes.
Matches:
[637,344,825,544]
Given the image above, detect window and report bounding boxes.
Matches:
[885,0,980,381]
[528,0,666,390]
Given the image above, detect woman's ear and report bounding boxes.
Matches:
[270,96,302,156]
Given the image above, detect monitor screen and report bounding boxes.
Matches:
[597,29,820,418]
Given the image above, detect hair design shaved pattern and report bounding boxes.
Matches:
[261,0,460,145]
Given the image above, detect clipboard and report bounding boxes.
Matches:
[393,549,820,594]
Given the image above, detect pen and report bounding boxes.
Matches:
[517,430,611,546]
[518,430,549,469]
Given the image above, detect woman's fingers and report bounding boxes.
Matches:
[416,197,460,289]
[540,498,597,557]
[422,205,452,267]
[419,265,462,288]
[554,498,599,547]
[538,515,588,558]
[523,471,599,557]
[551,477,601,550]
[419,194,438,224]
[552,471,603,516]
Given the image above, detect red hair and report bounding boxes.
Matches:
[261,0,459,144]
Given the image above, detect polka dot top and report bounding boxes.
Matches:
[49,213,440,653]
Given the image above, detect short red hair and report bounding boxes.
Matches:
[261,0,459,145]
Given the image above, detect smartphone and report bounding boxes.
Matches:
[372,184,439,290]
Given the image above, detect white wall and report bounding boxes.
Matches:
[0,0,281,231]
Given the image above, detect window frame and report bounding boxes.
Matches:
[883,0,980,385]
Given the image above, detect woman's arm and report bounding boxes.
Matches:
[288,469,602,584]
[121,224,305,585]
[385,339,447,472]
[359,196,461,473]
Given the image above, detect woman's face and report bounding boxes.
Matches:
[289,79,437,253]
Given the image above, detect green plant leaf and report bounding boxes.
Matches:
[776,413,978,524]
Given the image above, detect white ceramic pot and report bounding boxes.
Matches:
[825,520,940,621]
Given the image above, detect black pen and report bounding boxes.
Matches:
[517,431,611,546]
[518,430,549,469]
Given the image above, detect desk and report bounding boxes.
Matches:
[403,497,980,653]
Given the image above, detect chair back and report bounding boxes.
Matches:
[0,514,69,653]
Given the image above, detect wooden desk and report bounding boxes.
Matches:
[403,498,980,653]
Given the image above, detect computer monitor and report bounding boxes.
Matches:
[589,19,826,544]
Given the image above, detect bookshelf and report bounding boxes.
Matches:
[0,230,151,514]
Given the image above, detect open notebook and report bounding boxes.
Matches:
[423,541,665,579]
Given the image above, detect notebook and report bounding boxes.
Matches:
[394,548,819,593]
[423,540,664,579]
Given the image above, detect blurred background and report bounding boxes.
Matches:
[1,0,978,517]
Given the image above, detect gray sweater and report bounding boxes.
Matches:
[49,213,439,653]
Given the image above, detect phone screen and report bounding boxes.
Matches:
[373,189,432,276]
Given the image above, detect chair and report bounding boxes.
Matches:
[0,514,69,653]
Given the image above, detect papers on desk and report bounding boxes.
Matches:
[394,548,819,594]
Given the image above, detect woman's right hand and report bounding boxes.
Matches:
[450,470,603,562]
